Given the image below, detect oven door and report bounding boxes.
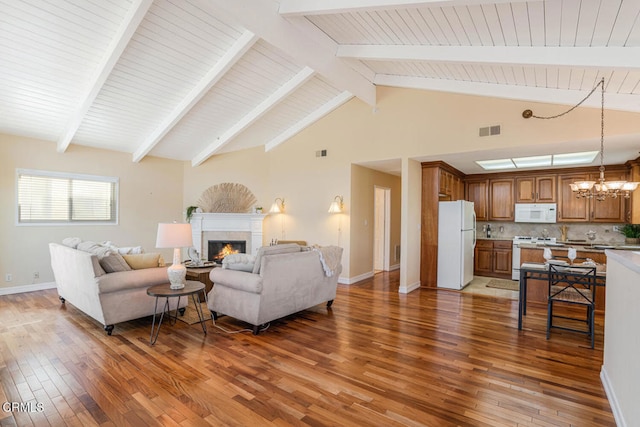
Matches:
[511,241,521,280]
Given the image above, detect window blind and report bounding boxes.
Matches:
[17,169,118,224]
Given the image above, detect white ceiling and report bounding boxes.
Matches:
[2,0,640,172]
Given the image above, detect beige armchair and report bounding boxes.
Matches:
[208,244,342,334]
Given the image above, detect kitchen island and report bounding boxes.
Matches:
[600,249,640,427]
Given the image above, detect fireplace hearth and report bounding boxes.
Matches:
[208,240,247,263]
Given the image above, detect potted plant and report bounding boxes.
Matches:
[620,224,640,245]
[186,205,200,222]
[255,206,263,214]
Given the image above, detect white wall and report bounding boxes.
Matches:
[0,134,184,291]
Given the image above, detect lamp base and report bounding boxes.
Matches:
[167,263,186,290]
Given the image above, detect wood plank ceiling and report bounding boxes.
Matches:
[1,0,639,166]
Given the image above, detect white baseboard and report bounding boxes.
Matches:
[0,282,56,296]
[338,271,374,285]
[389,263,400,271]
[399,281,421,294]
[601,366,626,427]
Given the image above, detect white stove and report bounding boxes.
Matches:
[511,236,557,280]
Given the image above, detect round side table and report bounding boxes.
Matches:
[146,280,207,345]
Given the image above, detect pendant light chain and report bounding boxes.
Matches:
[521,77,639,200]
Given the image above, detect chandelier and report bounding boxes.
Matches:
[522,77,639,201]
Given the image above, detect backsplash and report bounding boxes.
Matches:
[476,222,626,245]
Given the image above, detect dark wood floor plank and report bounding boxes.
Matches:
[0,271,614,426]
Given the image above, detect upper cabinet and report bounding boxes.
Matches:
[439,169,463,201]
[557,170,628,223]
[466,178,515,221]
[516,176,556,203]
[489,178,515,221]
[466,179,488,221]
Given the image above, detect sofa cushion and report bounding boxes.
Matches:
[99,253,132,273]
[251,244,301,274]
[62,237,82,249]
[77,241,113,259]
[122,253,164,270]
[103,241,145,255]
[223,253,255,272]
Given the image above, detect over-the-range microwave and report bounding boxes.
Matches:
[514,203,557,223]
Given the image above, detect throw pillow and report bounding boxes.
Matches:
[99,253,132,273]
[122,253,163,270]
[222,253,256,272]
[77,241,113,259]
[62,237,82,249]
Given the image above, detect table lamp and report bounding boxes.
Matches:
[156,222,193,289]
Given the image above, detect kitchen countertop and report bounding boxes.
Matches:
[476,236,514,241]
[605,249,640,274]
[517,242,640,253]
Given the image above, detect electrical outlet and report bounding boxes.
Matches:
[5,273,12,282]
[33,272,39,279]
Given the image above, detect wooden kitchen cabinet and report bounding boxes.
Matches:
[489,178,514,221]
[557,174,590,222]
[493,241,513,276]
[474,240,512,279]
[474,240,493,276]
[591,170,627,222]
[439,169,464,201]
[516,176,556,203]
[558,171,627,223]
[466,179,488,221]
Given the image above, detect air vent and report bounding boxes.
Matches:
[479,125,501,137]
[315,149,327,157]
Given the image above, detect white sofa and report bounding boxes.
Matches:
[208,244,343,334]
[49,243,187,335]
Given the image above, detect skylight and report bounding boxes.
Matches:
[475,159,516,170]
[476,151,599,171]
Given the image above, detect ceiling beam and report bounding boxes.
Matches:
[265,91,353,152]
[56,0,152,153]
[279,0,528,16]
[192,67,316,166]
[202,0,376,107]
[375,74,640,113]
[132,31,258,163]
[337,45,640,69]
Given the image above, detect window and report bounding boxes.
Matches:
[17,169,118,225]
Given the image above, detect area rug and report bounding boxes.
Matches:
[176,299,212,325]
[485,279,519,291]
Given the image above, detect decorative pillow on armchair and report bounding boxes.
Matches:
[222,253,256,272]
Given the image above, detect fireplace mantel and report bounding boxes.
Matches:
[190,213,267,257]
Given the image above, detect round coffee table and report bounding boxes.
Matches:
[147,280,207,345]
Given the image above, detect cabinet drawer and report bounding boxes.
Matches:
[476,240,493,249]
[493,240,512,249]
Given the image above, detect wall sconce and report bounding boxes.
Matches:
[328,195,343,213]
[269,197,285,213]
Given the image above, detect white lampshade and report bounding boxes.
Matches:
[156,222,193,248]
[156,222,193,289]
[269,198,285,214]
[328,196,344,213]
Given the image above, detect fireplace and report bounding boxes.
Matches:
[208,240,247,263]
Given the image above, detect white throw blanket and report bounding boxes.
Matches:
[313,246,342,277]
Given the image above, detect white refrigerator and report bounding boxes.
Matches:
[437,200,476,290]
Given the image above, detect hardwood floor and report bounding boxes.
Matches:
[0,271,613,426]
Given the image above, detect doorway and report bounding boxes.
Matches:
[374,186,391,272]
